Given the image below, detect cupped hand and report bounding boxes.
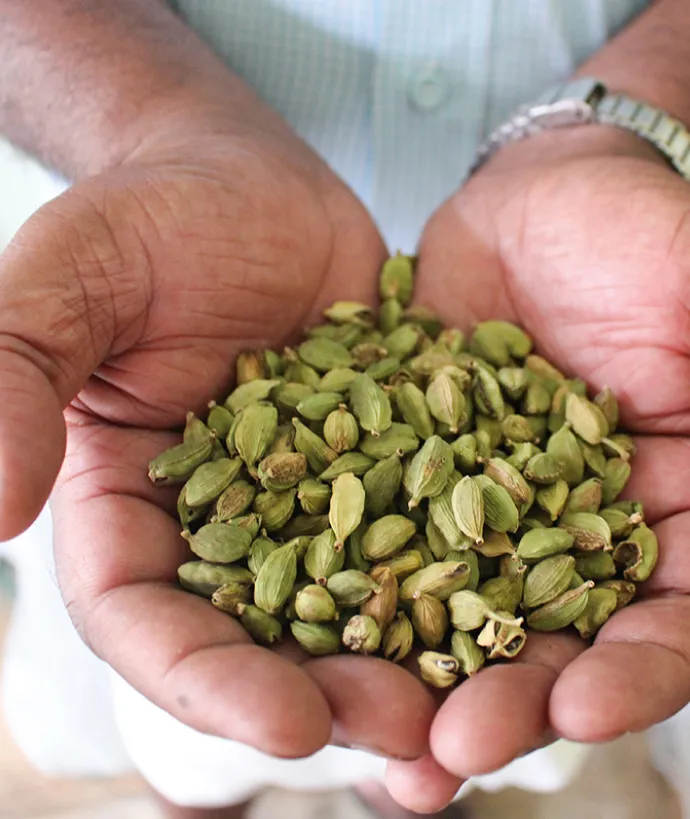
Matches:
[385,126,690,812]
[0,119,439,765]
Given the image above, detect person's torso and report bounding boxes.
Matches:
[171,0,649,249]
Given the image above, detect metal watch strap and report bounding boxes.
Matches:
[596,93,690,178]
[468,76,690,180]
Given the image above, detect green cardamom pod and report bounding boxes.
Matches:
[601,457,631,505]
[379,252,415,305]
[450,630,485,676]
[304,528,345,584]
[257,452,307,492]
[342,614,382,654]
[292,418,339,473]
[253,488,297,532]
[399,561,470,602]
[329,472,366,548]
[290,621,340,655]
[516,528,574,562]
[225,379,281,414]
[417,652,459,689]
[559,512,612,551]
[178,561,254,598]
[562,478,603,515]
[247,535,278,575]
[363,453,403,518]
[253,542,297,615]
[294,584,338,623]
[318,367,358,393]
[522,554,575,608]
[297,478,332,515]
[382,611,414,662]
[546,424,585,486]
[319,451,375,481]
[297,337,354,372]
[573,550,616,580]
[359,422,419,459]
[237,604,283,645]
[412,593,449,649]
[182,523,253,564]
[213,479,256,521]
[404,435,454,508]
[565,393,609,445]
[328,570,381,606]
[361,514,417,560]
[395,381,435,439]
[452,476,485,544]
[211,580,253,615]
[349,373,393,437]
[613,523,658,581]
[526,581,594,631]
[148,434,214,485]
[323,405,359,453]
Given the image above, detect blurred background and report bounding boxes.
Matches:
[0,138,684,819]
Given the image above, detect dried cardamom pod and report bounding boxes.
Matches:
[363,453,403,518]
[601,457,632,505]
[213,479,256,521]
[148,434,214,485]
[360,565,398,629]
[418,652,459,689]
[319,451,375,481]
[178,561,254,598]
[237,604,283,645]
[452,476,485,544]
[565,393,609,445]
[294,584,338,623]
[290,621,340,655]
[225,379,281,414]
[517,528,574,562]
[297,337,354,372]
[350,373,393,437]
[482,483,520,533]
[257,453,307,492]
[297,478,332,515]
[323,405,359,453]
[247,535,278,575]
[395,381,435,439]
[522,555,575,608]
[342,614,382,654]
[253,542,297,615]
[234,402,278,473]
[404,435,454,508]
[412,593,449,649]
[574,550,616,581]
[182,523,253,564]
[526,581,594,631]
[562,478,603,515]
[535,479,569,521]
[613,523,658,581]
[450,630,485,676]
[304,528,345,584]
[329,472,366,548]
[327,570,381,606]
[361,515,416,560]
[253,488,296,532]
[359,422,419,459]
[573,587,618,639]
[399,561,470,602]
[210,579,254,614]
[292,418,339,473]
[382,611,414,662]
[379,252,415,304]
[559,512,612,552]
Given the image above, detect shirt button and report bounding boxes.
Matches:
[407,64,451,112]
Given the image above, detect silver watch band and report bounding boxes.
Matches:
[469,77,690,179]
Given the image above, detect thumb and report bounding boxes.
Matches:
[0,186,145,540]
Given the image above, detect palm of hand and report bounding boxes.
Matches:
[0,139,442,767]
[399,151,690,794]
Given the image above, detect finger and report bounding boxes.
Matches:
[305,655,436,761]
[385,754,464,815]
[619,435,690,526]
[550,594,690,742]
[52,422,332,757]
[0,187,152,540]
[430,632,584,778]
[414,202,512,330]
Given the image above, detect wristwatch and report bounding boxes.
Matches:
[468,76,690,179]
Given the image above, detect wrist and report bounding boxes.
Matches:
[475,122,668,177]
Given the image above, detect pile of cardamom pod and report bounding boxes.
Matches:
[148,254,657,689]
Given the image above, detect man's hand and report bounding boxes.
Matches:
[383,126,690,812]
[0,115,447,764]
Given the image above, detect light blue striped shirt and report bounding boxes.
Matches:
[173,1,648,251]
